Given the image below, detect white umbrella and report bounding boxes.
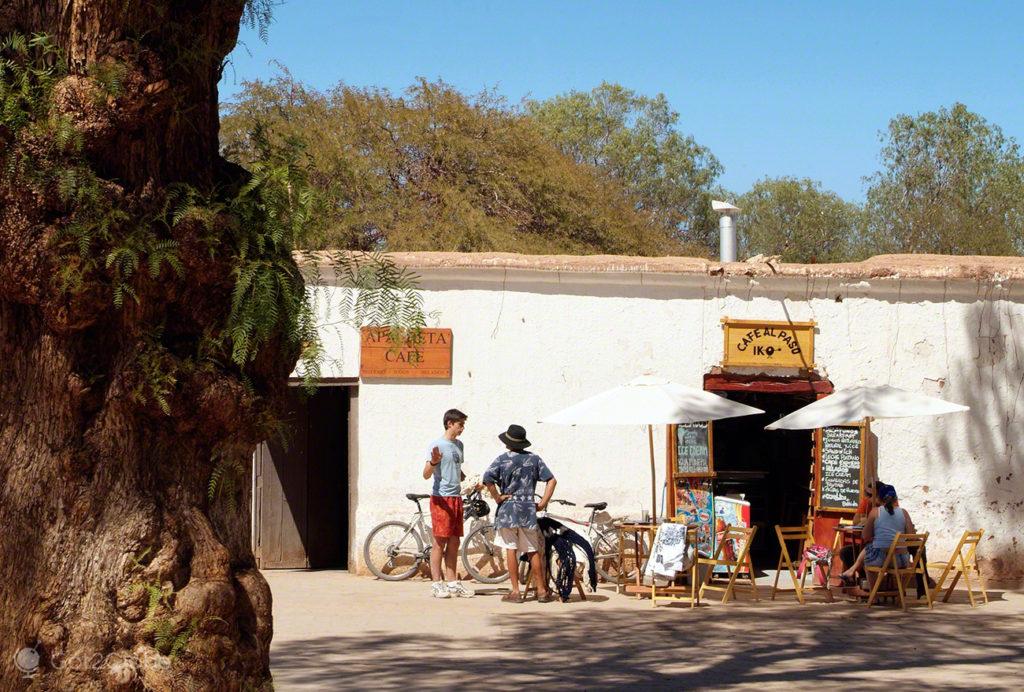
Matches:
[541,375,765,516]
[765,384,969,430]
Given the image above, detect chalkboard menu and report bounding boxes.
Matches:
[675,422,713,476]
[817,425,863,512]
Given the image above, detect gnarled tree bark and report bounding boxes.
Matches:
[1,2,283,689]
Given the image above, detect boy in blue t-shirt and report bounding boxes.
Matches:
[421,408,475,598]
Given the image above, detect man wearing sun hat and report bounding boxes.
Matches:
[482,424,558,603]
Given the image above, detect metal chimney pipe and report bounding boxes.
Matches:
[712,200,741,262]
[719,214,736,263]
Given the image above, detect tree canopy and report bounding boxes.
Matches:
[221,75,685,256]
[737,177,862,263]
[526,82,723,252]
[863,102,1024,256]
[224,74,1023,262]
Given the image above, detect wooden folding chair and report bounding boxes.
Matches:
[651,519,700,609]
[698,525,759,604]
[771,524,834,604]
[928,529,988,607]
[865,532,933,611]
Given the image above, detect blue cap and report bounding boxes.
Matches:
[877,483,898,501]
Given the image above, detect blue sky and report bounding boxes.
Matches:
[221,1,1024,202]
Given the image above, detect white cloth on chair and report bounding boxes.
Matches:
[645,522,692,580]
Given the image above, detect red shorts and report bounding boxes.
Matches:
[430,496,464,538]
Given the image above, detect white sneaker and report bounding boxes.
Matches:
[447,581,475,598]
[431,581,451,599]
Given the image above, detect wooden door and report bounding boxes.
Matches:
[254,387,351,569]
[255,394,310,568]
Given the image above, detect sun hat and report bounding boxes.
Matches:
[498,424,531,450]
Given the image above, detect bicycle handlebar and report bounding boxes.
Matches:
[532,493,577,507]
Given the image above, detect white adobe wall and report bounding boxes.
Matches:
[316,266,1024,583]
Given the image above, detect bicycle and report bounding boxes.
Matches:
[540,498,643,583]
[362,490,492,581]
[460,513,517,584]
[460,497,642,584]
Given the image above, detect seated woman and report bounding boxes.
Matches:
[849,483,914,597]
[837,479,881,583]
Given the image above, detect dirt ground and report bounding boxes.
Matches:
[264,570,1023,690]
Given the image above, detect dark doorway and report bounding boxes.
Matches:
[709,390,816,569]
[254,386,351,569]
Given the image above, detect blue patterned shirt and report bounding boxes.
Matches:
[482,451,554,530]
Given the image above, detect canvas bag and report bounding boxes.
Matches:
[799,543,834,584]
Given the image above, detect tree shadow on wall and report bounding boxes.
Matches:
[927,286,1023,583]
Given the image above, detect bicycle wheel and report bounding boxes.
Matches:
[538,543,590,597]
[363,521,425,581]
[592,530,642,582]
[461,524,511,584]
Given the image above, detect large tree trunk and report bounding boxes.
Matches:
[0,2,284,689]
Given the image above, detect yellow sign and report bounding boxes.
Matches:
[360,327,453,379]
[722,318,815,369]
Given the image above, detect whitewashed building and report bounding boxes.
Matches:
[253,252,1024,586]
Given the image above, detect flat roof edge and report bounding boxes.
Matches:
[298,251,1024,283]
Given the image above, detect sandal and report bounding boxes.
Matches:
[501,592,524,603]
[537,592,558,603]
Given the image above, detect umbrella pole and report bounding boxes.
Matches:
[648,424,656,520]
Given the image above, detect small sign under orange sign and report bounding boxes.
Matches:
[722,318,815,369]
[360,327,453,379]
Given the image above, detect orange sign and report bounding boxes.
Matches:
[359,327,453,379]
[722,318,815,369]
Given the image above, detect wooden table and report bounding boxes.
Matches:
[615,522,659,597]
[835,525,865,553]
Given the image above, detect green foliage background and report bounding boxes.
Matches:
[220,75,713,256]
[222,65,1024,262]
[526,82,723,254]
[737,177,863,263]
[862,103,1024,256]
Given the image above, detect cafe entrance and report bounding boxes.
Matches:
[703,373,835,570]
[253,385,354,569]
[709,390,815,568]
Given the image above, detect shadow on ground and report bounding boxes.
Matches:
[271,590,1023,690]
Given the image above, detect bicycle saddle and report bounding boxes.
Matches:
[584,502,607,510]
[406,493,430,501]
